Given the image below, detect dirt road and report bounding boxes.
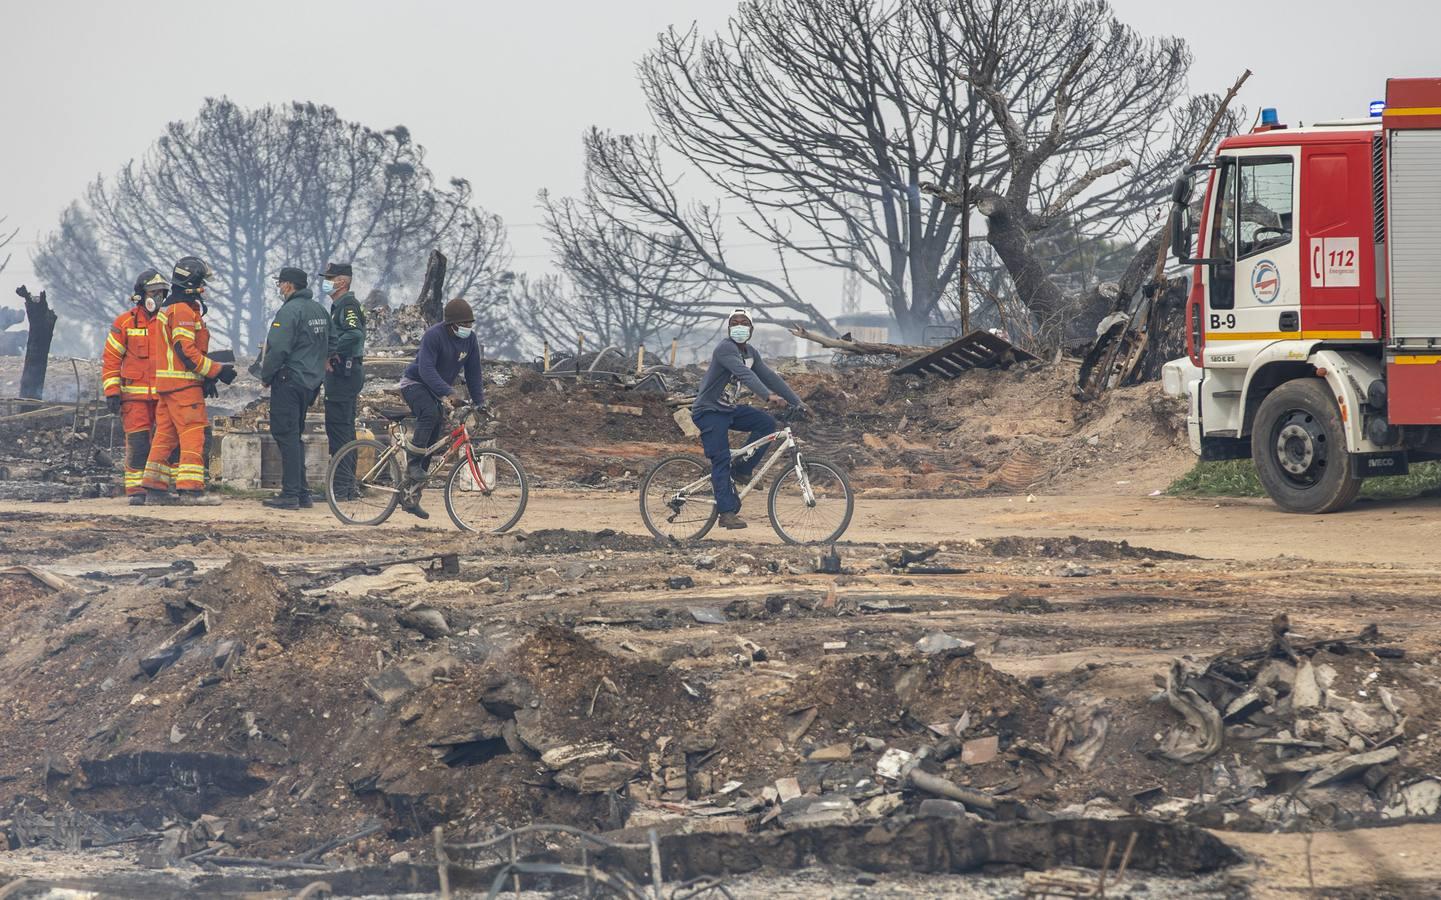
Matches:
[6,488,1441,566]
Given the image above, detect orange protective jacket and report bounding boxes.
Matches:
[101,306,159,399]
[152,298,221,393]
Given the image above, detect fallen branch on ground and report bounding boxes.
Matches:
[789,326,928,358]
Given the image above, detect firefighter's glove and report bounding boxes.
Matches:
[203,379,219,399]
[106,396,122,415]
[216,364,238,385]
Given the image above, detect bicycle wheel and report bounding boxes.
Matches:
[767,457,854,545]
[327,439,402,526]
[444,445,529,533]
[639,455,719,542]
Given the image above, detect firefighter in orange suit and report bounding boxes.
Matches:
[141,256,236,505]
[101,269,170,505]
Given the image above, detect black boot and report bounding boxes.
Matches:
[262,494,299,510]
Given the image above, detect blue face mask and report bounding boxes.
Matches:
[321,279,336,295]
[453,325,473,339]
[729,325,752,343]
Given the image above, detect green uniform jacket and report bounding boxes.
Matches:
[260,288,331,392]
[324,291,366,400]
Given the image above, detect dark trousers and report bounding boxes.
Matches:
[270,377,311,498]
[401,383,444,470]
[325,397,357,492]
[693,405,777,515]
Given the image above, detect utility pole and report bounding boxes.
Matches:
[842,252,861,317]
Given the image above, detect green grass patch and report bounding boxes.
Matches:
[1166,459,1265,497]
[1168,459,1441,500]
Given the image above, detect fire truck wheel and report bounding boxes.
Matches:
[1251,378,1361,514]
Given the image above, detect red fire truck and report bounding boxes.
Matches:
[1164,78,1441,513]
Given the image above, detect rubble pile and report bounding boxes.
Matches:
[363,304,431,349]
[4,503,1441,893]
[0,403,122,501]
[1145,617,1440,830]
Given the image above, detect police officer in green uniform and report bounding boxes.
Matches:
[260,266,332,510]
[320,262,365,500]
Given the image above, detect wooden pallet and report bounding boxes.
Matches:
[890,330,1038,379]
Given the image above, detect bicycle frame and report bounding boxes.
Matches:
[671,427,818,508]
[355,412,493,496]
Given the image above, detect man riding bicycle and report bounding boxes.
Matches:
[691,309,806,530]
[396,298,484,519]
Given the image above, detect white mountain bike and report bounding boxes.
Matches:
[639,411,853,544]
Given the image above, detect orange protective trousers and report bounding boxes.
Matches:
[120,399,158,495]
[141,386,207,492]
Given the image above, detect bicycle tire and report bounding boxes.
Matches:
[767,457,854,545]
[443,446,530,533]
[326,438,403,526]
[639,454,719,543]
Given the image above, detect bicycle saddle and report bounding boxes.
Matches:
[377,407,411,422]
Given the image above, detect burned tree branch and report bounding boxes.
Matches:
[789,325,927,358]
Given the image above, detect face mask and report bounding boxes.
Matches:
[453,325,473,339]
[729,325,752,343]
[143,296,158,313]
[322,279,336,295]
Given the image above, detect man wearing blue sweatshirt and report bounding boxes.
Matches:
[691,309,805,530]
[396,298,484,518]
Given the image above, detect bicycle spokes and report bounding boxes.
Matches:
[443,446,528,533]
[769,460,853,545]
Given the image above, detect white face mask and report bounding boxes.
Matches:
[453,325,473,339]
[321,279,336,295]
[729,325,752,343]
[143,296,158,313]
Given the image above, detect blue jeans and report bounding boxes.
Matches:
[693,406,777,514]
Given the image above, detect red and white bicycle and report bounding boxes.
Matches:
[326,403,528,532]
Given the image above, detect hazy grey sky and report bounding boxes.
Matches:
[3,0,1439,315]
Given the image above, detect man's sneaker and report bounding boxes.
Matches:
[262,494,299,510]
[128,494,146,506]
[297,492,315,509]
[400,499,430,520]
[719,512,748,529]
[176,491,221,507]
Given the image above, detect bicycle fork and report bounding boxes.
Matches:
[793,451,818,508]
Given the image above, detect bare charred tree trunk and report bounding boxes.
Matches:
[416,250,448,325]
[16,287,57,400]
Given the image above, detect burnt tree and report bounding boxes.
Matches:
[415,250,448,325]
[15,286,57,400]
[34,100,509,349]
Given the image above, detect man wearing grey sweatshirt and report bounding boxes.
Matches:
[690,309,805,529]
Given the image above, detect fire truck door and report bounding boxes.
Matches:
[1204,151,1301,362]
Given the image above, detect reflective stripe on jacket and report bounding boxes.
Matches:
[101,306,159,399]
[153,298,220,393]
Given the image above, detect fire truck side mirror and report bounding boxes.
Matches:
[1169,204,1193,262]
[1169,175,1195,262]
